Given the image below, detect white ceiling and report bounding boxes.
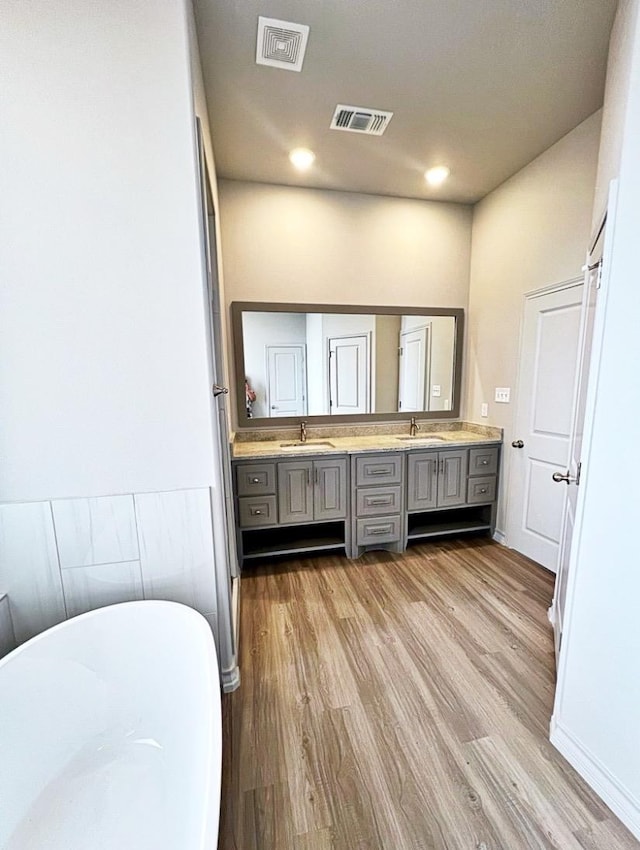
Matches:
[194,0,616,204]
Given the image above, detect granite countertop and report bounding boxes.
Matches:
[232,424,502,461]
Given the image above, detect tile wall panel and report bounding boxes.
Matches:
[61,560,144,618]
[52,495,138,568]
[0,594,16,658]
[135,489,216,614]
[0,502,66,642]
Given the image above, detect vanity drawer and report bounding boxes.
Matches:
[467,476,497,504]
[468,447,499,476]
[236,463,276,496]
[356,515,402,546]
[355,455,402,486]
[356,485,402,517]
[238,495,277,528]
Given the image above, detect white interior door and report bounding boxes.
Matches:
[552,198,612,658]
[398,327,430,412]
[195,120,238,685]
[507,283,583,572]
[266,345,307,417]
[328,335,370,414]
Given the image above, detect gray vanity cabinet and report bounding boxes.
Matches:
[314,458,349,520]
[438,450,468,507]
[234,442,499,564]
[277,458,348,524]
[351,453,405,557]
[234,455,349,565]
[277,460,314,524]
[407,450,467,510]
[406,444,499,545]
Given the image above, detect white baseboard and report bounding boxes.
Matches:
[493,529,506,545]
[551,719,640,840]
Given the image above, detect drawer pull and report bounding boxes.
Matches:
[369,469,388,475]
[252,478,260,483]
[368,497,392,505]
[478,488,487,494]
[252,509,262,515]
[481,460,489,465]
[368,525,391,535]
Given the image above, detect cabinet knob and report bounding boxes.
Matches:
[252,478,260,483]
[479,488,487,494]
[254,510,262,515]
[481,459,488,465]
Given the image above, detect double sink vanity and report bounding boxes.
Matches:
[229,301,501,566]
[231,424,502,565]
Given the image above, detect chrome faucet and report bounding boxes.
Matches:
[300,421,307,443]
[410,417,420,437]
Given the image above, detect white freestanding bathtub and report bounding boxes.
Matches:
[0,601,222,850]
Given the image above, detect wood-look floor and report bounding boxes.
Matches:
[218,538,639,850]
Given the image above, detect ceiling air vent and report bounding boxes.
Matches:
[256,17,310,72]
[330,104,394,136]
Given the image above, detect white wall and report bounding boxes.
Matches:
[429,317,456,412]
[0,0,238,687]
[218,180,472,426]
[465,111,602,531]
[0,0,214,501]
[551,0,640,838]
[591,0,640,228]
[306,314,325,415]
[375,315,402,413]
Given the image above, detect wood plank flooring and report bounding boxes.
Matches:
[218,537,639,850]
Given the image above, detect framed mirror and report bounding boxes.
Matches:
[231,302,464,426]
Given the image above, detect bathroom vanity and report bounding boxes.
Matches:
[230,301,500,566]
[232,426,501,566]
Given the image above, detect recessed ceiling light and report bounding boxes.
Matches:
[289,147,315,171]
[425,166,450,186]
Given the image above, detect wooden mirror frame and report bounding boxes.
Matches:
[231,302,464,428]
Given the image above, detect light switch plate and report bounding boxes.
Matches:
[495,387,511,403]
[432,385,441,397]
[481,403,488,417]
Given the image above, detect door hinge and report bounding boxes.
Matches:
[398,400,402,409]
[329,350,334,358]
[329,399,333,408]
[587,258,603,289]
[398,347,403,356]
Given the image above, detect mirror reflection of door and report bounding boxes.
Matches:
[328,334,371,414]
[266,345,307,417]
[398,326,430,411]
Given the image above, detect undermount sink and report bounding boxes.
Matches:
[279,440,336,449]
[395,435,447,443]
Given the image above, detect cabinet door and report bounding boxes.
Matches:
[278,460,314,525]
[407,453,438,511]
[314,458,348,521]
[437,450,468,508]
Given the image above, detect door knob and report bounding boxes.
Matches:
[212,384,228,397]
[552,470,577,485]
[512,440,524,448]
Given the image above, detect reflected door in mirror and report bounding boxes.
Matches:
[266,345,307,417]
[329,334,371,414]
